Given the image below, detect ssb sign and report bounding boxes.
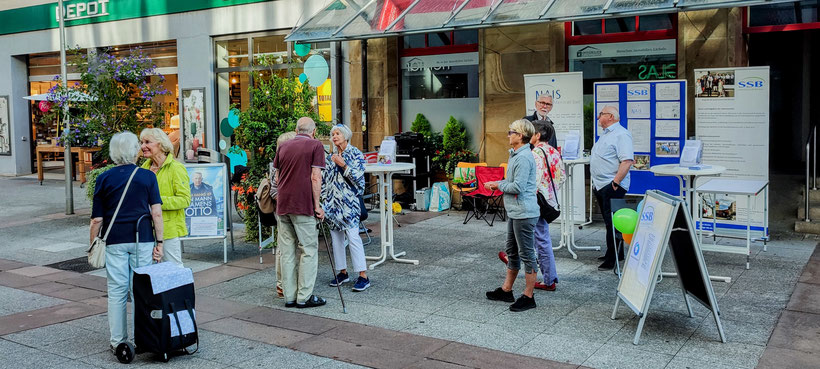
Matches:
[55,0,110,21]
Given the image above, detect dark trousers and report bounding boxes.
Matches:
[593,184,627,265]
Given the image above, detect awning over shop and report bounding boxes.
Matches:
[285,0,798,43]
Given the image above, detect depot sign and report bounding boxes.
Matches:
[55,0,110,21]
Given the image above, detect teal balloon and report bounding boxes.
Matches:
[219,139,227,150]
[228,108,240,128]
[299,73,308,83]
[303,55,328,86]
[226,146,248,173]
[294,43,311,57]
[637,199,646,214]
[220,118,234,137]
[613,208,639,234]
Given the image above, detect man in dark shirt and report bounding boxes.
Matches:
[273,117,327,308]
[523,94,558,149]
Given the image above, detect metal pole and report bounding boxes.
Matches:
[806,141,811,222]
[813,125,817,190]
[58,0,74,215]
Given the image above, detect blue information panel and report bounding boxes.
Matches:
[593,80,687,196]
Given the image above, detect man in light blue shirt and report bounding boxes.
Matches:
[590,105,634,271]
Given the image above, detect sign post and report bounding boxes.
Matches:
[612,190,725,345]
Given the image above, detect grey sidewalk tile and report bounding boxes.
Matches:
[543,315,628,344]
[233,345,332,369]
[516,333,603,365]
[582,342,673,369]
[403,314,481,342]
[3,321,96,347]
[404,358,471,369]
[491,307,563,333]
[757,346,820,369]
[663,356,745,369]
[194,333,282,366]
[197,295,257,317]
[141,356,230,369]
[767,310,820,355]
[233,306,341,335]
[200,318,313,347]
[676,339,765,369]
[691,317,774,346]
[798,260,820,285]
[0,339,72,369]
[305,299,429,332]
[289,336,422,369]
[37,329,109,359]
[65,313,110,333]
[457,322,539,353]
[434,298,509,324]
[0,285,68,316]
[429,341,577,369]
[321,320,449,357]
[608,310,703,356]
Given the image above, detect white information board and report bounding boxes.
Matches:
[181,163,233,263]
[694,67,769,238]
[524,72,586,222]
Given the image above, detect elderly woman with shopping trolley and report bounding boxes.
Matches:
[321,124,370,292]
[90,131,164,355]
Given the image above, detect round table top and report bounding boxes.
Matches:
[564,156,590,165]
[364,162,415,173]
[649,163,726,177]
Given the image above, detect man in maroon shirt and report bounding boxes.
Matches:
[273,117,327,308]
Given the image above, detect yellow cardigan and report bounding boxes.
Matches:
[141,155,191,239]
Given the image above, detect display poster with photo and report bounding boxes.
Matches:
[524,72,585,221]
[182,88,206,155]
[594,80,687,196]
[183,163,227,238]
[694,67,769,236]
[0,96,10,155]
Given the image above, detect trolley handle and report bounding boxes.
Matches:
[135,214,159,268]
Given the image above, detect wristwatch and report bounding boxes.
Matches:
[157,240,164,244]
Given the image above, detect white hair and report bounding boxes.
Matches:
[296,117,316,134]
[139,128,175,157]
[604,105,620,121]
[330,124,353,142]
[109,131,140,165]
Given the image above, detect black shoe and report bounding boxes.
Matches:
[486,287,515,302]
[285,301,297,308]
[509,294,536,312]
[296,295,327,308]
[598,261,615,271]
[597,256,606,261]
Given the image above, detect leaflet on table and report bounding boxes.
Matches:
[562,131,581,160]
[377,139,396,165]
[679,140,703,167]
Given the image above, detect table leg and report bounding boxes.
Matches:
[385,171,418,265]
[763,186,769,251]
[582,176,594,226]
[746,194,751,270]
[567,165,598,254]
[37,150,44,185]
[366,173,388,268]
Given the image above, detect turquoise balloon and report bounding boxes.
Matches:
[637,199,646,214]
[613,208,639,234]
[303,54,328,86]
[299,73,308,83]
[226,146,248,173]
[294,43,311,57]
[219,139,227,150]
[220,118,234,137]
[228,108,240,128]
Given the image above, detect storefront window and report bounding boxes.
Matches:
[428,32,452,47]
[215,38,250,68]
[748,0,818,27]
[605,17,637,33]
[404,34,426,49]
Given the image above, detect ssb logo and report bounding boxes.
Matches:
[737,77,765,89]
[627,86,649,97]
[640,206,654,223]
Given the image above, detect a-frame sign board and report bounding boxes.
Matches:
[611,190,726,345]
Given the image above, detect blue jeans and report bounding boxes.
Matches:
[105,241,153,347]
[534,217,558,285]
[505,217,539,274]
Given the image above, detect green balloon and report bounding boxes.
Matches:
[220,118,234,137]
[613,208,639,234]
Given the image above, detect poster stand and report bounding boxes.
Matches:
[611,190,725,345]
[180,163,235,263]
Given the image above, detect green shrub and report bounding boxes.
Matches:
[410,113,432,136]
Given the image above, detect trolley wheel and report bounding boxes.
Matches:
[161,352,170,362]
[115,342,135,364]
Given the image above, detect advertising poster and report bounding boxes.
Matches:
[524,72,586,222]
[184,164,226,238]
[0,96,9,155]
[695,67,769,236]
[182,88,206,154]
[594,80,687,196]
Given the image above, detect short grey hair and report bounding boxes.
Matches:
[509,119,535,141]
[330,124,353,142]
[603,105,620,122]
[109,131,140,165]
[140,128,175,157]
[296,117,316,134]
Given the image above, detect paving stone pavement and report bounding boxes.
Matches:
[1,176,819,368]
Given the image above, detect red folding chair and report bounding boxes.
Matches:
[462,166,506,226]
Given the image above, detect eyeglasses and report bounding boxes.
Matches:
[536,101,553,106]
[507,130,520,136]
[598,112,613,118]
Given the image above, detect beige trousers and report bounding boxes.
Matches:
[277,214,319,304]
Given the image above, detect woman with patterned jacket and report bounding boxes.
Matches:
[530,120,565,291]
[321,124,370,292]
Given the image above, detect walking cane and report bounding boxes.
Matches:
[320,221,347,313]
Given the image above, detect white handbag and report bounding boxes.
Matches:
[87,168,138,268]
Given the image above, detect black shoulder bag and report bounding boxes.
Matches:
[536,147,561,223]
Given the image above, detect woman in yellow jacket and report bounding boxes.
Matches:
[139,128,191,267]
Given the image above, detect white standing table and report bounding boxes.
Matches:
[650,164,729,282]
[695,178,769,270]
[364,163,419,269]
[555,157,600,259]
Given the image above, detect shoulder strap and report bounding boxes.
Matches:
[102,167,139,241]
[538,147,560,210]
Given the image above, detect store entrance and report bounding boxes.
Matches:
[749,29,819,174]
